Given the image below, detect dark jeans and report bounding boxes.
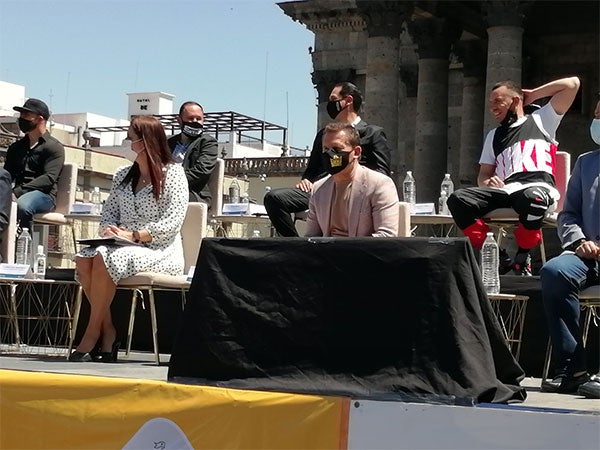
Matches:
[540,252,599,376]
[16,190,55,231]
[264,188,310,237]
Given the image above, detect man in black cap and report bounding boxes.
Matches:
[4,98,65,231]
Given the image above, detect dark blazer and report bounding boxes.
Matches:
[0,168,12,256]
[168,133,218,206]
[301,119,392,183]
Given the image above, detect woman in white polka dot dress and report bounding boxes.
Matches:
[70,116,189,362]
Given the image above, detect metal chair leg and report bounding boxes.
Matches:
[148,288,160,365]
[125,290,139,359]
[66,286,83,357]
[542,304,598,380]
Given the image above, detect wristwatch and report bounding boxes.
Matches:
[565,238,585,252]
[132,230,141,243]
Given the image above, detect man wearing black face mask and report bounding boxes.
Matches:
[304,122,398,237]
[448,77,580,275]
[264,82,391,236]
[5,98,65,231]
[167,101,218,205]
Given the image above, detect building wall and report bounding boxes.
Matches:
[279,0,600,202]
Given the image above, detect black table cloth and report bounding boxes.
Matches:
[168,237,526,404]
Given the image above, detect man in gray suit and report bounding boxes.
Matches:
[540,97,600,398]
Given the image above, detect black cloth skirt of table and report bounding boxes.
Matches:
[168,237,526,404]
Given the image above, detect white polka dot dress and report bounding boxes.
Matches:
[77,164,189,284]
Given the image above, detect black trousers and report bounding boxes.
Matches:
[263,188,310,237]
[447,185,552,230]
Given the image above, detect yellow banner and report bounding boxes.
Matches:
[0,369,349,449]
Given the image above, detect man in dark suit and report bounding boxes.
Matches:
[167,101,218,208]
[0,168,12,263]
[264,82,392,236]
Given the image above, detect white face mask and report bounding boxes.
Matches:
[590,118,600,146]
[121,139,139,163]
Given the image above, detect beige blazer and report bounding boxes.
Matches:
[304,165,399,237]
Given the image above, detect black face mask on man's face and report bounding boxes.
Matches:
[181,121,204,138]
[326,100,344,120]
[321,148,353,175]
[500,99,518,127]
[18,118,37,133]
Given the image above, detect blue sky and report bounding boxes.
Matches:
[0,0,317,150]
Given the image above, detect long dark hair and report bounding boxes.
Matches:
[123,115,174,200]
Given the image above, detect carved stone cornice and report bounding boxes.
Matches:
[407,16,461,59]
[356,1,412,38]
[311,68,357,102]
[454,39,487,78]
[482,0,533,28]
[278,0,366,32]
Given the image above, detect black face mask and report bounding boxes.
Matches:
[18,118,37,133]
[326,100,344,120]
[321,148,352,175]
[500,100,518,127]
[181,121,204,138]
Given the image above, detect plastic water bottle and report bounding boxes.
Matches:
[403,171,416,206]
[91,186,102,215]
[481,232,500,295]
[34,245,47,279]
[438,191,449,215]
[229,178,240,204]
[440,173,454,197]
[15,227,33,266]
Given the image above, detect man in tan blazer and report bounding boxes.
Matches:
[304,122,399,237]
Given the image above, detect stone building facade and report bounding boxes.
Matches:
[278,0,599,203]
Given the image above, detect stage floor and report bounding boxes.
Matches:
[0,348,597,414]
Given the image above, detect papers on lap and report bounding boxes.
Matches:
[77,236,143,247]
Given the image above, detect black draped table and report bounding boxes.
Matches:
[168,237,526,404]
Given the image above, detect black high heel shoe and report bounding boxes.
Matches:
[68,351,92,362]
[93,340,120,363]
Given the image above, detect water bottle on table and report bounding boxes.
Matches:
[403,171,416,207]
[438,173,453,215]
[16,227,33,266]
[440,173,454,196]
[481,232,500,295]
[438,191,449,215]
[34,245,47,279]
[91,186,102,215]
[229,178,240,204]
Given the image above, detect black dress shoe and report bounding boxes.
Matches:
[541,374,565,393]
[68,351,92,362]
[558,372,590,393]
[92,340,120,363]
[577,374,600,399]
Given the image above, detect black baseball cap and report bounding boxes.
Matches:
[13,98,50,120]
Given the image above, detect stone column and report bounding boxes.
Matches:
[455,39,487,187]
[408,16,460,203]
[482,0,530,131]
[356,1,410,182]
